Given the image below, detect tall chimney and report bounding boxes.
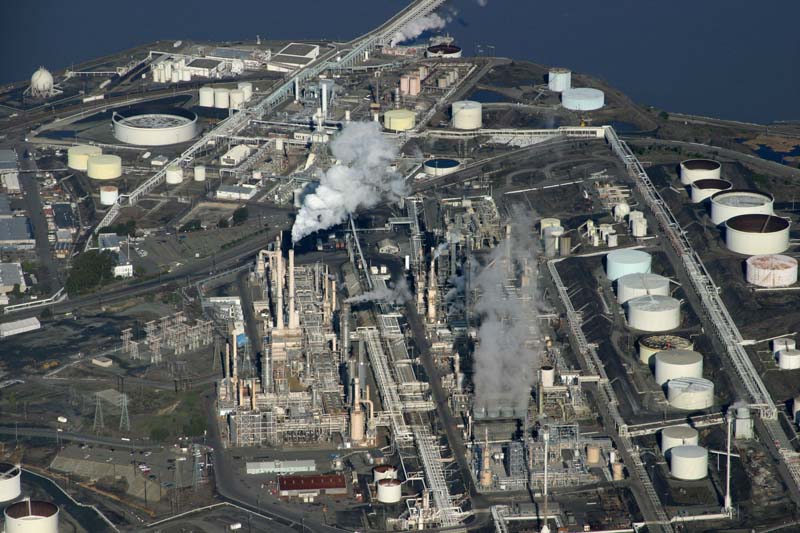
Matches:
[223,341,230,379]
[331,279,337,311]
[250,378,257,410]
[276,249,284,330]
[288,248,298,329]
[321,82,328,119]
[231,335,239,381]
[341,302,351,359]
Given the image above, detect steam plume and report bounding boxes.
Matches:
[389,13,447,46]
[346,279,411,305]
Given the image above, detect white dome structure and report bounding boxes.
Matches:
[605,249,652,281]
[667,377,715,410]
[746,255,798,287]
[30,67,55,98]
[661,426,699,455]
[670,445,708,480]
[626,295,681,332]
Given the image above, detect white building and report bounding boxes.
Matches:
[216,184,258,201]
[98,233,133,278]
[268,43,320,72]
[246,459,316,475]
[0,263,26,294]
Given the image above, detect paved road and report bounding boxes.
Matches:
[0,425,158,450]
[18,156,60,293]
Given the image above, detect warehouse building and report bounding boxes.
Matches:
[216,184,258,201]
[0,195,12,218]
[0,317,41,338]
[277,474,346,500]
[0,150,19,194]
[246,459,316,475]
[268,43,320,72]
[0,263,26,294]
[0,218,34,250]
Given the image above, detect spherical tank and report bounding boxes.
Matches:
[667,377,715,410]
[561,88,604,111]
[670,445,708,480]
[690,178,732,203]
[778,349,800,370]
[4,500,59,533]
[237,82,253,101]
[30,67,54,97]
[654,349,703,385]
[680,159,721,185]
[660,426,699,455]
[638,335,693,365]
[626,295,681,332]
[605,249,652,281]
[86,155,122,180]
[67,145,102,171]
[99,186,119,206]
[229,89,245,110]
[165,165,184,185]
[214,88,230,109]
[198,87,215,107]
[194,165,206,182]
[113,107,198,146]
[746,254,798,287]
[548,68,571,92]
[383,109,416,132]
[710,189,774,226]
[373,465,398,483]
[0,464,21,502]
[451,100,482,130]
[423,158,461,177]
[725,214,790,255]
[376,479,402,503]
[616,273,671,304]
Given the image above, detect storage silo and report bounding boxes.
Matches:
[638,334,693,365]
[198,87,215,107]
[773,338,797,354]
[778,349,800,370]
[654,349,703,385]
[627,295,681,332]
[548,68,572,92]
[214,88,230,109]
[561,88,604,111]
[165,165,184,185]
[373,465,398,483]
[667,377,714,410]
[451,100,482,130]
[616,273,671,304]
[539,218,561,237]
[0,464,21,503]
[86,154,122,180]
[181,69,191,82]
[710,189,774,226]
[4,500,59,533]
[194,165,206,182]
[237,81,253,101]
[170,69,180,83]
[670,445,708,480]
[724,214,790,255]
[543,226,564,258]
[680,159,721,185]
[746,255,798,287]
[383,109,416,132]
[67,145,103,171]
[660,426,699,455]
[605,249,652,281]
[630,217,648,237]
[229,89,245,110]
[690,178,732,203]
[376,479,402,503]
[423,158,461,177]
[99,186,119,206]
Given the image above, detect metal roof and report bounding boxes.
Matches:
[278,474,345,491]
[0,150,17,171]
[0,218,32,242]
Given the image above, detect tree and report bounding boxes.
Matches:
[659,111,669,120]
[232,207,249,226]
[65,250,116,296]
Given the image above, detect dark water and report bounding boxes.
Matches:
[468,88,510,103]
[3,0,800,123]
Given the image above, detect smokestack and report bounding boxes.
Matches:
[321,82,328,119]
[250,378,257,410]
[427,252,437,323]
[223,341,230,379]
[238,379,244,407]
[294,77,300,101]
[276,249,284,330]
[353,377,361,411]
[341,302,351,359]
[288,248,298,329]
[231,335,239,381]
[331,279,337,311]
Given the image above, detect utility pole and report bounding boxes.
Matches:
[93,393,104,432]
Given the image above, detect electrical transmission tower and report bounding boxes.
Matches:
[93,393,104,432]
[119,394,130,432]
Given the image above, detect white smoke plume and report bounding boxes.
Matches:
[389,13,447,46]
[291,122,406,243]
[346,278,411,305]
[471,207,546,414]
[477,0,489,6]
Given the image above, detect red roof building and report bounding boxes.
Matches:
[278,474,347,499]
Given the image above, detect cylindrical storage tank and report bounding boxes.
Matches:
[373,465,398,483]
[638,335,693,366]
[229,89,245,110]
[214,88,230,109]
[690,178,732,203]
[562,88,605,111]
[613,202,630,221]
[181,69,191,82]
[199,87,215,107]
[680,159,721,185]
[99,186,119,206]
[667,377,715,410]
[194,165,206,182]
[539,218,561,236]
[165,165,184,185]
[631,218,648,237]
[67,145,102,171]
[559,235,572,257]
[112,107,199,146]
[746,255,798,287]
[586,445,601,465]
[86,154,122,180]
[543,226,564,258]
[437,77,448,89]
[654,349,703,385]
[237,82,253,101]
[616,273,671,305]
[540,365,555,388]
[725,214,790,255]
[170,69,180,83]
[670,445,708,480]
[451,100,482,130]
[376,479,402,503]
[293,188,304,208]
[4,500,59,533]
[778,349,800,370]
[423,158,461,177]
[0,464,21,502]
[626,295,681,332]
[773,338,797,354]
[660,426,699,456]
[611,462,624,481]
[548,68,572,93]
[383,109,416,132]
[606,249,652,281]
[710,189,774,226]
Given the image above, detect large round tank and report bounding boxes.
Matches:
[680,159,721,185]
[373,465,398,483]
[773,338,797,354]
[543,226,564,258]
[86,154,122,180]
[99,186,119,206]
[383,109,416,132]
[626,295,681,332]
[451,100,482,130]
[425,44,462,58]
[4,500,59,533]
[562,88,605,111]
[198,87,215,107]
[539,218,561,236]
[540,365,556,388]
[0,464,21,503]
[229,89,245,110]
[638,335,693,365]
[710,189,774,226]
[548,68,572,92]
[690,179,732,203]
[423,158,461,177]
[165,165,184,185]
[30,67,54,97]
[67,145,102,171]
[746,255,798,287]
[778,349,800,370]
[630,218,648,237]
[113,107,198,146]
[670,445,708,480]
[376,479,402,503]
[237,82,253,101]
[667,377,715,410]
[214,88,230,109]
[725,214,790,255]
[660,426,699,455]
[605,249,652,281]
[193,165,206,182]
[654,349,703,385]
[616,273,671,305]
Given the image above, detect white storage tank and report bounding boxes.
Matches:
[670,445,708,480]
[199,87,215,107]
[667,377,715,410]
[654,349,703,385]
[229,89,245,110]
[4,500,59,533]
[373,465,398,483]
[773,338,797,354]
[238,82,253,101]
[451,100,482,130]
[561,88,605,111]
[214,88,230,109]
[660,426,699,455]
[376,479,402,503]
[543,225,564,258]
[540,365,556,387]
[778,349,800,370]
[725,214,790,255]
[181,69,191,82]
[746,255,798,287]
[383,109,416,132]
[539,218,561,237]
[423,158,461,177]
[616,273,671,304]
[194,165,206,182]
[605,249,652,281]
[638,335,693,365]
[690,178,732,203]
[165,164,184,185]
[710,189,774,226]
[548,68,572,92]
[67,144,102,171]
[680,159,721,185]
[86,154,122,180]
[626,295,681,332]
[99,185,119,206]
[0,464,21,502]
[171,69,180,83]
[630,217,648,237]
